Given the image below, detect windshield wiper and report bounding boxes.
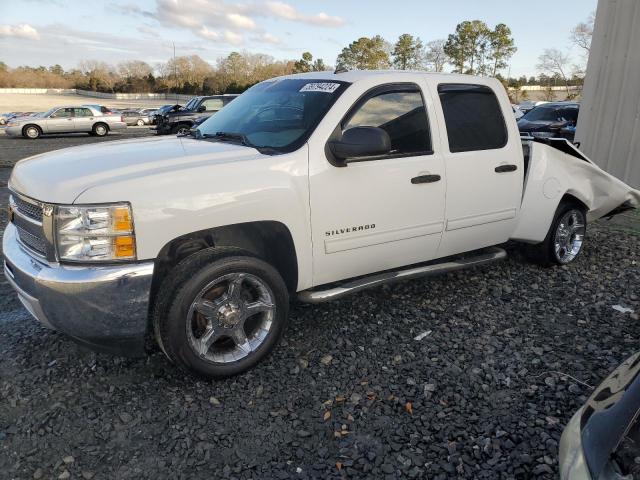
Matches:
[199,131,280,155]
[209,131,253,147]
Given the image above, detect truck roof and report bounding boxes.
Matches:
[283,69,499,85]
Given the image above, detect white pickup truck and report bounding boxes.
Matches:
[4,71,639,378]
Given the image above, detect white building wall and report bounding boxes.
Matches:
[575,0,640,188]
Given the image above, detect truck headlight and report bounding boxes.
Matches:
[55,203,136,261]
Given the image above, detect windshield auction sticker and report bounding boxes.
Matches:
[299,82,341,93]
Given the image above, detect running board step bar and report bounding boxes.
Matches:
[297,247,507,304]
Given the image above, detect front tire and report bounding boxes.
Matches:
[530,201,587,266]
[136,119,145,126]
[171,124,190,135]
[153,250,289,379]
[22,125,41,139]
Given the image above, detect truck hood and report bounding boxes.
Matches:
[9,136,266,204]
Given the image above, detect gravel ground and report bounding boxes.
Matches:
[0,133,639,479]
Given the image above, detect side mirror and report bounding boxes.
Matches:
[197,105,206,113]
[328,126,391,163]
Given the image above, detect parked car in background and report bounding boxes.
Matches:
[560,351,640,479]
[122,109,151,126]
[0,112,18,125]
[4,71,638,378]
[517,102,580,142]
[148,104,177,125]
[1,112,37,125]
[512,104,524,119]
[519,100,549,113]
[4,105,126,139]
[153,95,238,135]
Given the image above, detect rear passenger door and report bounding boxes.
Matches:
[73,107,95,132]
[434,83,523,257]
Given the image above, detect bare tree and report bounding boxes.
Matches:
[424,39,447,72]
[570,12,595,55]
[118,60,153,80]
[537,48,572,96]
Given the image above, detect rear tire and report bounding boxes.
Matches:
[22,125,41,139]
[153,249,289,379]
[529,201,587,266]
[136,119,145,126]
[92,123,109,137]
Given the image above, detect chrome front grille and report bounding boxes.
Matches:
[15,225,47,256]
[12,194,43,221]
[9,190,52,260]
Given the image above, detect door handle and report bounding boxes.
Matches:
[495,164,517,173]
[411,174,441,184]
[67,118,73,121]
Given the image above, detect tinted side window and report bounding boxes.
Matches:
[344,89,431,156]
[438,84,507,152]
[560,108,579,122]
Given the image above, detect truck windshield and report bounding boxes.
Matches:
[183,98,199,110]
[196,79,350,153]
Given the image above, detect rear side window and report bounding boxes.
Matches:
[438,84,507,152]
[344,87,432,156]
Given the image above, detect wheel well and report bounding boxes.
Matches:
[22,124,41,134]
[149,221,299,306]
[560,193,589,212]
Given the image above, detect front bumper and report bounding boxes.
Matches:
[559,408,592,479]
[153,122,172,135]
[2,223,154,356]
[4,126,22,137]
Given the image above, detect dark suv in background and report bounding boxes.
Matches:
[153,95,238,135]
[517,102,580,142]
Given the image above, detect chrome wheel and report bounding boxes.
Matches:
[177,126,189,135]
[553,209,585,263]
[136,119,144,126]
[25,126,40,139]
[186,272,275,363]
[95,125,107,136]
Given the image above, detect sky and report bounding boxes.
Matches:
[0,0,597,77]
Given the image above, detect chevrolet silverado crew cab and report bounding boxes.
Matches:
[153,95,238,135]
[4,71,639,379]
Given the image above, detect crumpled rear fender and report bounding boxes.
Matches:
[511,142,640,243]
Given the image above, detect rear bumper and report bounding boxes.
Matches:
[109,121,127,132]
[2,223,154,356]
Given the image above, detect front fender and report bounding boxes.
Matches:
[511,142,640,243]
[74,145,313,291]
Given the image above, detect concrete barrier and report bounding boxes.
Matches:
[0,88,195,102]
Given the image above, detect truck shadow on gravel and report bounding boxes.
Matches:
[0,220,638,479]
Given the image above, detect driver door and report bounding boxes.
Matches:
[45,107,75,133]
[308,83,446,286]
